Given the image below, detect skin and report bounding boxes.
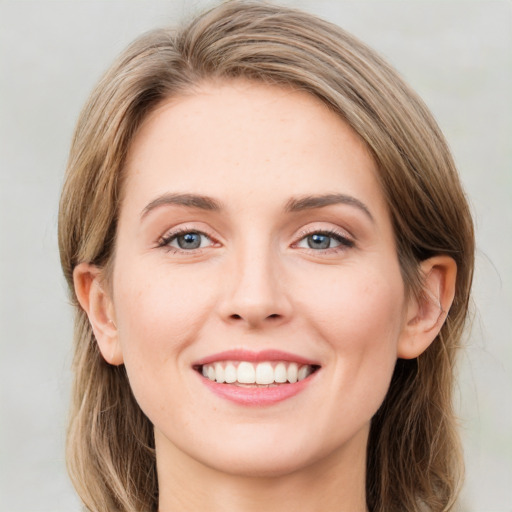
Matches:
[74,80,457,512]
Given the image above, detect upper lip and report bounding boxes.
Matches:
[192,349,321,367]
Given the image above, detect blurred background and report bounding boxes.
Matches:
[0,1,510,510]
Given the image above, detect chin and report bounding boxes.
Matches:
[191,431,332,479]
[203,450,314,479]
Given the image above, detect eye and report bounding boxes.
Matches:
[160,230,214,251]
[295,231,354,251]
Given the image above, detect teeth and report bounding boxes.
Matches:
[255,362,274,385]
[287,362,298,383]
[297,365,309,381]
[201,360,316,385]
[237,362,256,384]
[214,363,225,383]
[274,362,287,383]
[224,363,237,383]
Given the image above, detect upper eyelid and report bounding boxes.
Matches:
[169,231,211,243]
[160,224,215,239]
[291,226,357,253]
[293,225,354,242]
[157,225,217,248]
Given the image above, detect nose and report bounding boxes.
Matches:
[217,243,292,329]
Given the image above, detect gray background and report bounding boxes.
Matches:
[0,1,511,511]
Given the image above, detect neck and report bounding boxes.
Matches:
[156,430,368,512]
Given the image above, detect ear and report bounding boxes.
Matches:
[73,263,123,366]
[398,255,457,360]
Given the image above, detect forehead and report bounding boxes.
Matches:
[122,80,385,216]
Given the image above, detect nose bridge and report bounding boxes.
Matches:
[220,230,290,327]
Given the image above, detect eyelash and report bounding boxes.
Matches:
[157,227,355,254]
[157,226,216,254]
[293,228,355,253]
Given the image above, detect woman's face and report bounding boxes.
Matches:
[109,80,411,477]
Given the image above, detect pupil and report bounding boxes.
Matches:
[178,232,201,249]
[308,234,330,249]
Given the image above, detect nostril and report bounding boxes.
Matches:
[230,313,281,320]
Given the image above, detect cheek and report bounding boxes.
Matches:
[293,262,405,409]
[335,276,404,351]
[111,260,222,425]
[112,259,218,375]
[295,262,405,348]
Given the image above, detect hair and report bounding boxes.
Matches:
[58,1,474,511]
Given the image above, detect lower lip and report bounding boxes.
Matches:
[197,373,317,406]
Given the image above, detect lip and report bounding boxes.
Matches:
[197,374,317,405]
[192,349,320,367]
[192,349,321,406]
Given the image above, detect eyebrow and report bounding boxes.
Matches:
[140,191,374,222]
[141,193,222,219]
[285,193,374,222]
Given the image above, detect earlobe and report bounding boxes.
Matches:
[398,256,457,360]
[73,263,124,366]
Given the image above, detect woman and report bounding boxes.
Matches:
[58,2,474,511]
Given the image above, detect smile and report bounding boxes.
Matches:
[193,350,321,405]
[199,360,318,386]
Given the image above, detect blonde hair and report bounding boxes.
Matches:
[58,2,474,511]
